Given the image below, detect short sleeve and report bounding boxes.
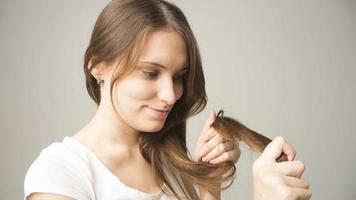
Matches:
[24,144,91,200]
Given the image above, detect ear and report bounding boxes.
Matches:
[91,64,105,78]
[88,58,105,78]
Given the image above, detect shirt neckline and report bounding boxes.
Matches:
[63,136,165,198]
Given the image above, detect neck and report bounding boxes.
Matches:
[75,101,140,151]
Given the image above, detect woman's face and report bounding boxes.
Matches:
[111,29,188,132]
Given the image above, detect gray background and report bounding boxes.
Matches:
[1,0,355,199]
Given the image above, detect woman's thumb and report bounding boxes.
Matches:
[261,136,295,163]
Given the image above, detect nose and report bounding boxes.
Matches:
[157,79,181,106]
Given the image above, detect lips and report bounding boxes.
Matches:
[150,108,170,112]
[147,106,171,119]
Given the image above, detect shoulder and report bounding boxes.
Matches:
[26,193,76,200]
[25,137,89,181]
[24,137,92,200]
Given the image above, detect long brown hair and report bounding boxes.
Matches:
[83,0,286,199]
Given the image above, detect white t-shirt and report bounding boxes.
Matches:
[24,136,177,200]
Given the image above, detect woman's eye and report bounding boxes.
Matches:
[141,70,186,81]
[173,74,186,82]
[142,71,158,79]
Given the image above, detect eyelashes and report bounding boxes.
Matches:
[173,74,186,81]
[142,71,158,79]
[141,70,187,81]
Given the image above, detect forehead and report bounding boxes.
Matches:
[139,29,188,70]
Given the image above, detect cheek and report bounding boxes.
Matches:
[176,84,184,100]
[177,90,183,101]
[119,79,155,102]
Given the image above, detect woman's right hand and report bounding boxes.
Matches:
[252,136,312,200]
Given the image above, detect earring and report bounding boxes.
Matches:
[96,77,104,84]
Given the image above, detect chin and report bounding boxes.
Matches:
[148,124,165,132]
[142,121,166,132]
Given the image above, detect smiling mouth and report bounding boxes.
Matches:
[150,108,170,112]
[147,106,171,118]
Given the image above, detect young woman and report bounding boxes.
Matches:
[24,0,311,199]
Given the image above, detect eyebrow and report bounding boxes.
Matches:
[142,61,188,72]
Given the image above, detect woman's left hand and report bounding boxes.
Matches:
[193,111,240,164]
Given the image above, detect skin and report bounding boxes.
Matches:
[27,28,311,200]
[252,137,312,200]
[27,28,240,200]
